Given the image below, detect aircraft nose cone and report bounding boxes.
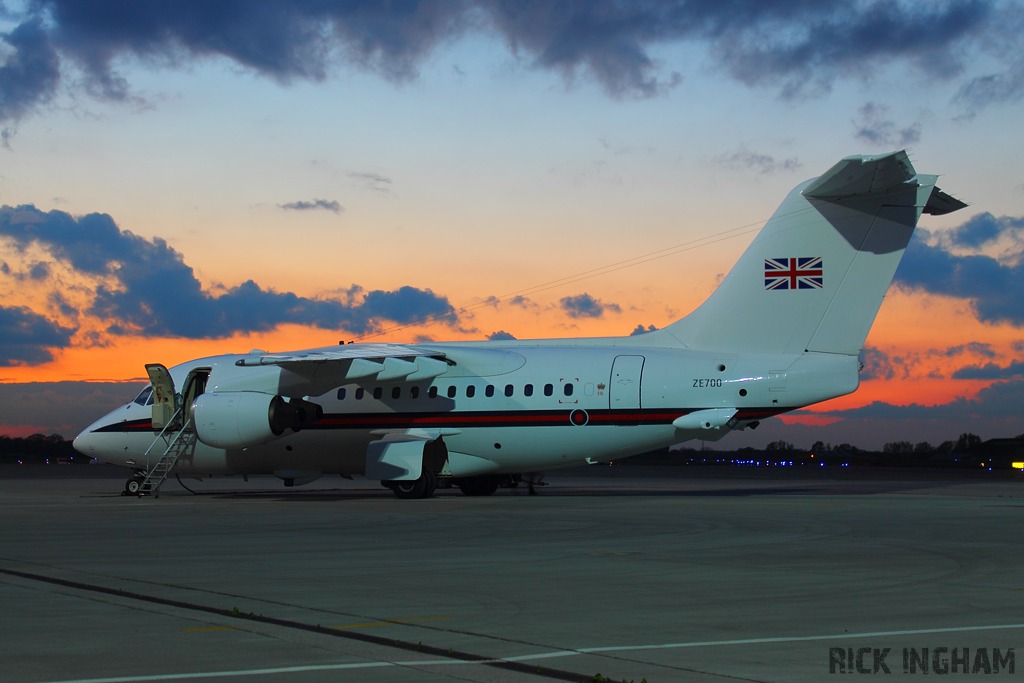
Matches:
[72,430,95,455]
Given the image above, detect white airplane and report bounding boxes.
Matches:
[74,150,964,498]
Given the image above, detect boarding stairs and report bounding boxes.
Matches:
[139,408,196,498]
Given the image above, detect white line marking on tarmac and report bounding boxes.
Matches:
[36,622,1024,683]
[34,659,483,683]
[504,622,1024,660]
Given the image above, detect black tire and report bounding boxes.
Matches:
[125,477,142,495]
[457,474,500,497]
[391,472,428,499]
[422,469,437,499]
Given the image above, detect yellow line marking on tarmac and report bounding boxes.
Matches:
[331,616,452,630]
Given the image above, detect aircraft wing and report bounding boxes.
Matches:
[233,343,451,387]
[236,344,442,367]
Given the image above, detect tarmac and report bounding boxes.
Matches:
[2,464,1024,682]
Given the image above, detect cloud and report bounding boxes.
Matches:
[0,18,61,123]
[0,305,76,366]
[0,204,457,338]
[279,199,343,213]
[629,324,657,336]
[858,347,896,381]
[711,1,990,98]
[943,212,1024,249]
[852,102,921,147]
[27,261,50,280]
[0,381,139,436]
[0,1,1016,124]
[858,342,997,381]
[486,330,516,341]
[349,172,392,193]
[952,359,1024,380]
[559,293,620,319]
[893,216,1024,326]
[956,60,1024,112]
[714,146,801,174]
[508,295,536,309]
[819,378,1024,421]
[943,341,996,358]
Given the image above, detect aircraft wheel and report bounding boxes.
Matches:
[422,469,437,498]
[391,472,428,500]
[124,476,143,495]
[457,475,500,497]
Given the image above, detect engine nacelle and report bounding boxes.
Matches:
[192,392,323,450]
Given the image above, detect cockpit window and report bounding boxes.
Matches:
[133,385,154,406]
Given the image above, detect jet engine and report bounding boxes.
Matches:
[192,392,323,450]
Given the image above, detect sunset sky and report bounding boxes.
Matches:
[1,1,1023,449]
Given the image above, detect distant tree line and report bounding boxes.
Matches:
[0,434,77,463]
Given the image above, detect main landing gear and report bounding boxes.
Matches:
[385,469,437,500]
[383,472,532,499]
[456,475,500,497]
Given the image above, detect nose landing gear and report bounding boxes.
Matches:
[123,473,145,496]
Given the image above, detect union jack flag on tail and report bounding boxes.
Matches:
[764,257,823,290]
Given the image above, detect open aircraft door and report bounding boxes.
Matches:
[145,364,177,431]
[610,355,644,410]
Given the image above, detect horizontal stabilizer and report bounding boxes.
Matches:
[803,151,916,200]
[923,187,968,215]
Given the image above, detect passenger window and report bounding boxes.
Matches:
[485,385,494,397]
[447,386,457,398]
[428,386,438,398]
[337,388,346,400]
[410,386,419,399]
[564,383,574,397]
[392,387,401,399]
[467,385,476,398]
[373,387,383,400]
[355,388,364,400]
[505,384,514,397]
[544,384,553,396]
[524,384,534,397]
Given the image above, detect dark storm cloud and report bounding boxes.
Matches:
[0,204,456,338]
[893,216,1024,327]
[0,304,75,365]
[560,293,620,319]
[486,330,516,340]
[0,1,1013,122]
[279,199,343,213]
[852,102,921,147]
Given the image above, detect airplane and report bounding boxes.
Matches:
[73,150,965,498]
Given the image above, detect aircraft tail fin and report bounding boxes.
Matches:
[661,151,964,356]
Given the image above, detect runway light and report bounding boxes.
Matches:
[1012,462,1024,469]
